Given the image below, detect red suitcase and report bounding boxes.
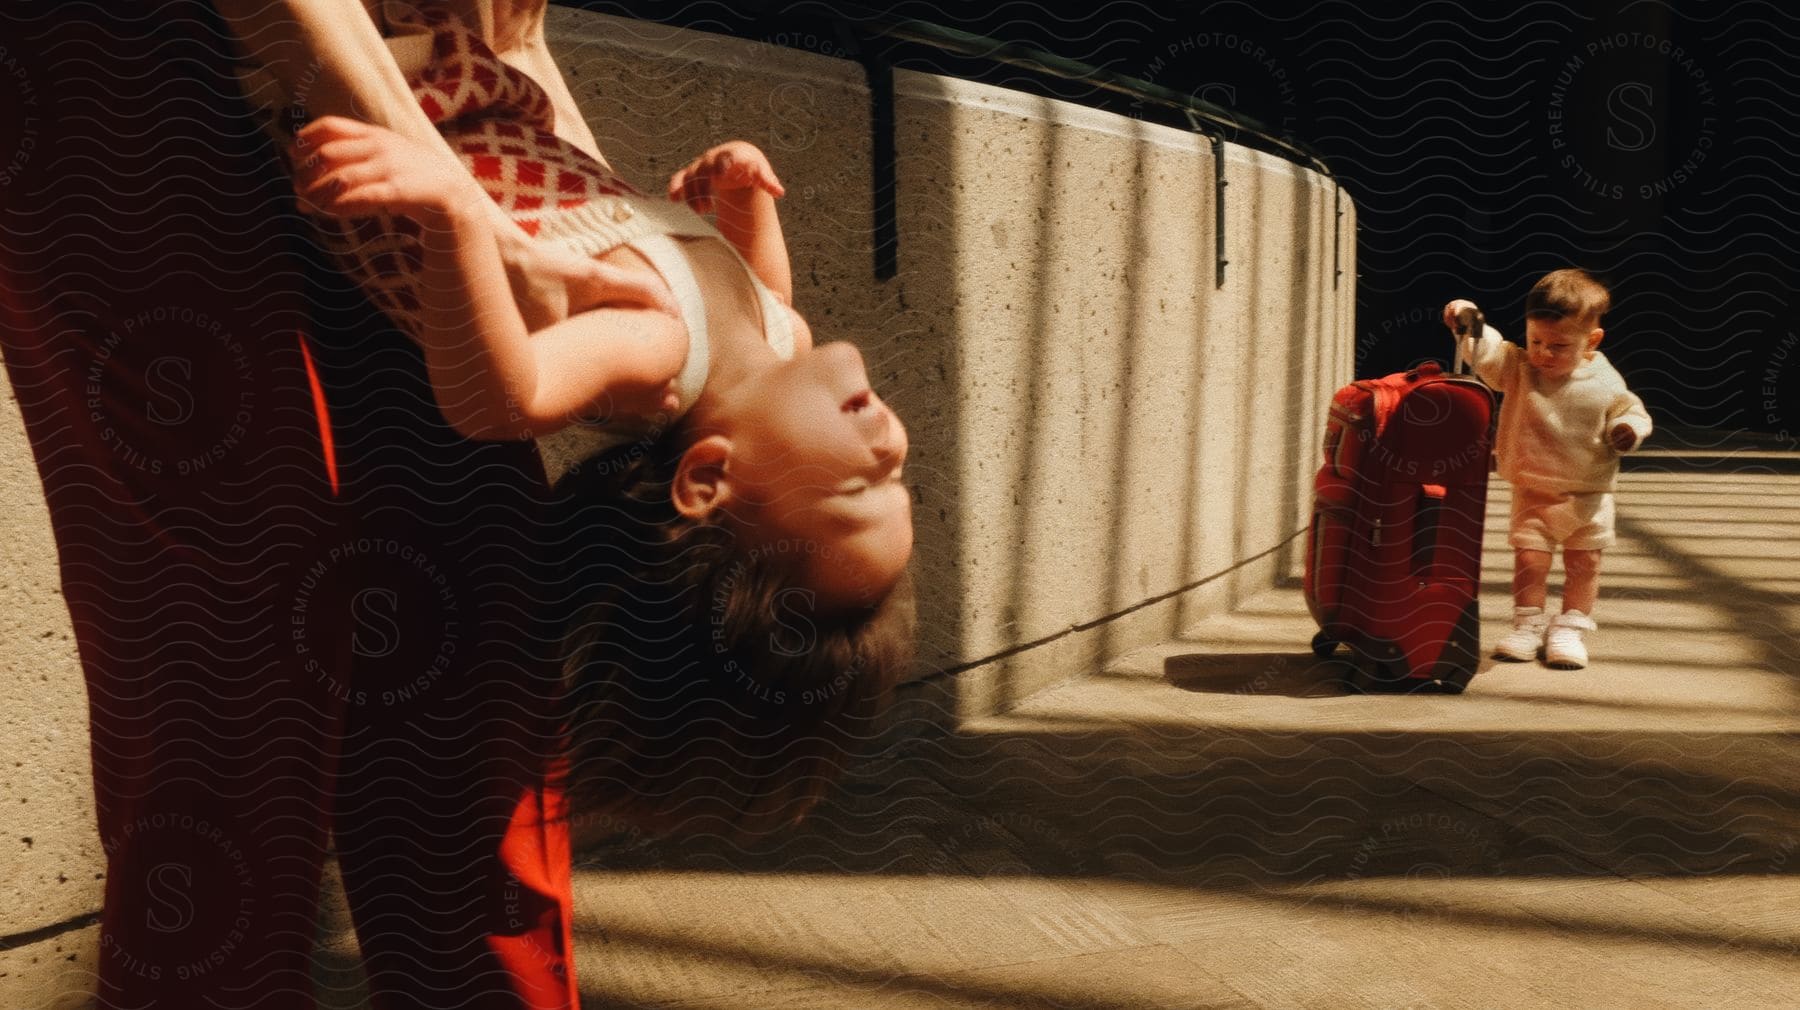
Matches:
[1304,319,1495,693]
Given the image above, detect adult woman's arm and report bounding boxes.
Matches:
[215,0,663,330]
[216,0,500,217]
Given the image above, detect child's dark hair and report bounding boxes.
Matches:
[553,419,917,835]
[1526,268,1611,326]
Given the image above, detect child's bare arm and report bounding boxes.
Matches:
[519,307,686,424]
[669,142,793,305]
[296,117,684,440]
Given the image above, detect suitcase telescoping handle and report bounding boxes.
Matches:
[1451,305,1484,375]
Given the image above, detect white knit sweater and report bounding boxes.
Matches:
[1460,325,1653,493]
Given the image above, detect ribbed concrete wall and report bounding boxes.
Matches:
[886,74,1351,716]
[1,379,98,1005]
[0,8,1353,1002]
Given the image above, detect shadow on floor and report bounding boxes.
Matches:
[1162,650,1347,698]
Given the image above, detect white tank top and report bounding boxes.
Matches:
[576,229,797,450]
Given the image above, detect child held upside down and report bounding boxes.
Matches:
[292,6,915,830]
[1443,269,1652,670]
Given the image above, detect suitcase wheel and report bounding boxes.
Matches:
[1345,657,1468,695]
[1310,631,1339,658]
[1434,667,1475,695]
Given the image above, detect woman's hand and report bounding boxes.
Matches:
[667,140,785,215]
[498,236,680,330]
[291,115,485,223]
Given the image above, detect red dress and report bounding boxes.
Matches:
[0,3,578,1006]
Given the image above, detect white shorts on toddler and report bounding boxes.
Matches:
[1508,486,1615,552]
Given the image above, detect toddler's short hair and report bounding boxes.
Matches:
[553,421,917,835]
[1526,268,1611,327]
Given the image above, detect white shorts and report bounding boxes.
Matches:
[1508,487,1615,552]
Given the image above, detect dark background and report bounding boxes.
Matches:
[560,1,1799,440]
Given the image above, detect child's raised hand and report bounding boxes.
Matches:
[291,116,482,222]
[1443,299,1479,331]
[1608,423,1637,453]
[667,141,786,215]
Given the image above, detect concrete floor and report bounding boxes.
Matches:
[318,467,1800,1009]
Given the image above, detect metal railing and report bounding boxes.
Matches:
[556,0,1345,287]
[794,2,1335,180]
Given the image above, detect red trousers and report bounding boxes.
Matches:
[0,5,578,1007]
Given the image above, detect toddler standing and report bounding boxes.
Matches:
[1444,269,1652,668]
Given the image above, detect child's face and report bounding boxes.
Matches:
[1524,316,1603,379]
[714,340,913,609]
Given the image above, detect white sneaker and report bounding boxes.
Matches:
[1493,606,1548,661]
[1544,610,1597,669]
